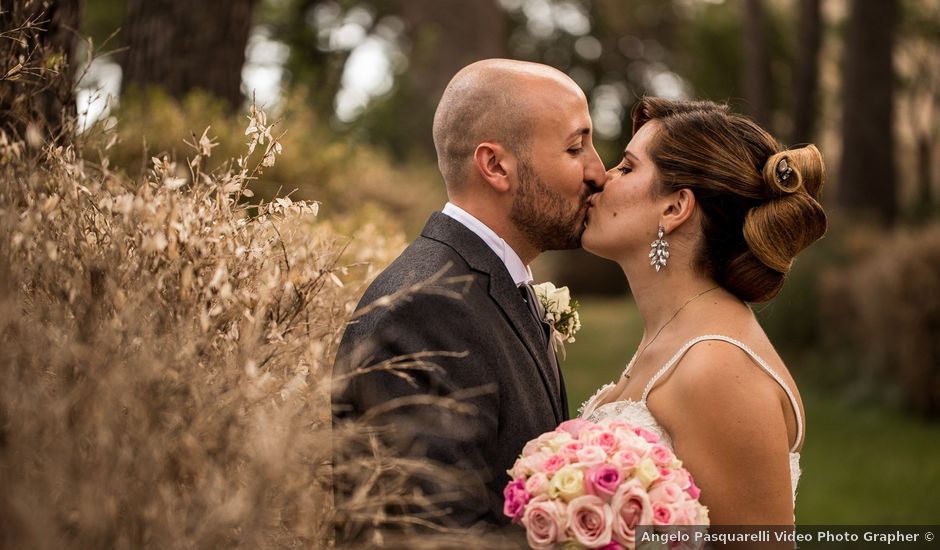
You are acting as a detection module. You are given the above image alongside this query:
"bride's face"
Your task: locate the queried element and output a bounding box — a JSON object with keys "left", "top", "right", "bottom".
{"left": 582, "top": 121, "right": 664, "bottom": 262}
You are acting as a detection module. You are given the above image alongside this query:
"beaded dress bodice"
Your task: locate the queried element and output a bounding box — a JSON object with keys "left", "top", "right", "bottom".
{"left": 579, "top": 335, "right": 802, "bottom": 507}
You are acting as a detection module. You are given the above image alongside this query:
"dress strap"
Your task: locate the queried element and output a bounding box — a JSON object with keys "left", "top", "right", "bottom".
{"left": 640, "top": 335, "right": 803, "bottom": 453}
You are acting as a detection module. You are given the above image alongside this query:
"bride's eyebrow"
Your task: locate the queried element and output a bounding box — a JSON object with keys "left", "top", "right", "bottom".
{"left": 623, "top": 150, "right": 640, "bottom": 163}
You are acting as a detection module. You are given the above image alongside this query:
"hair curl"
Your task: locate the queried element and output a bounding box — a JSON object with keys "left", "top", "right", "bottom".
{"left": 633, "top": 97, "right": 827, "bottom": 302}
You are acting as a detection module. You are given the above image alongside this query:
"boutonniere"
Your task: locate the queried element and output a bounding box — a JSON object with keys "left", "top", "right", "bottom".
{"left": 532, "top": 282, "right": 581, "bottom": 358}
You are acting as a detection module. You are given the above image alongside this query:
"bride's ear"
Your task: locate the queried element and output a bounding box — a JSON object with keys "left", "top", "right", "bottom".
{"left": 661, "top": 188, "right": 696, "bottom": 233}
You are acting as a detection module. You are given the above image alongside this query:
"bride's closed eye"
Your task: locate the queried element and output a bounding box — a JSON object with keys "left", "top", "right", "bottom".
{"left": 617, "top": 165, "right": 632, "bottom": 175}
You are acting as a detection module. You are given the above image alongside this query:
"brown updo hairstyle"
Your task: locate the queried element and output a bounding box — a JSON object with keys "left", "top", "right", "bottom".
{"left": 633, "top": 97, "right": 827, "bottom": 302}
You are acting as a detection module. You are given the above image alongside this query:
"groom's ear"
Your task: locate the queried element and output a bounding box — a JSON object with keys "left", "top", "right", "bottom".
{"left": 473, "top": 142, "right": 513, "bottom": 193}
{"left": 661, "top": 188, "right": 697, "bottom": 233}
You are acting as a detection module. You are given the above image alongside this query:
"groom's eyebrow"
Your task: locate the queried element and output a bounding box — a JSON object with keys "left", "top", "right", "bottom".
{"left": 567, "top": 128, "right": 591, "bottom": 140}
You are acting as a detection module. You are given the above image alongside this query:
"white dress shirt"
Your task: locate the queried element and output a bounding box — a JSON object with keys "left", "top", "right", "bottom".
{"left": 441, "top": 202, "right": 533, "bottom": 286}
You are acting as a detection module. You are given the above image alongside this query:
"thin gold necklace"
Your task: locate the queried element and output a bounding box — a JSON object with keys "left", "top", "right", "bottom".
{"left": 622, "top": 286, "right": 719, "bottom": 380}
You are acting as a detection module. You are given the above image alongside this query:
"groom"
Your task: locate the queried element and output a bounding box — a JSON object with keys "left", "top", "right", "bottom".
{"left": 332, "top": 59, "right": 605, "bottom": 533}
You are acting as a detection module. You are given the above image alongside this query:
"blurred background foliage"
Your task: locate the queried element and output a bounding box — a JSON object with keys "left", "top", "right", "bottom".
{"left": 4, "top": 0, "right": 939, "bottom": 525}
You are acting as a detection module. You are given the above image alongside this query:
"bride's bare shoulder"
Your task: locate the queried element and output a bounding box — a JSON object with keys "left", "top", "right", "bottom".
{"left": 653, "top": 340, "right": 788, "bottom": 439}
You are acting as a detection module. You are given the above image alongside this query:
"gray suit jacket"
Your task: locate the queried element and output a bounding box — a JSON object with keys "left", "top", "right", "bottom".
{"left": 332, "top": 212, "right": 568, "bottom": 533}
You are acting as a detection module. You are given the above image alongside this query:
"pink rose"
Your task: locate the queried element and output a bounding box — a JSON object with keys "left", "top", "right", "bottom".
{"left": 584, "top": 430, "right": 619, "bottom": 455}
{"left": 649, "top": 481, "right": 683, "bottom": 505}
{"left": 575, "top": 445, "right": 608, "bottom": 466}
{"left": 530, "top": 431, "right": 569, "bottom": 454}
{"left": 610, "top": 480, "right": 653, "bottom": 547}
{"left": 525, "top": 433, "right": 554, "bottom": 456}
{"left": 585, "top": 464, "right": 623, "bottom": 501}
{"left": 657, "top": 467, "right": 674, "bottom": 484}
{"left": 675, "top": 469, "right": 692, "bottom": 491}
{"left": 544, "top": 453, "right": 568, "bottom": 474}
{"left": 568, "top": 495, "right": 614, "bottom": 547}
{"left": 611, "top": 449, "right": 641, "bottom": 472}
{"left": 634, "top": 426, "right": 660, "bottom": 444}
{"left": 649, "top": 444, "right": 675, "bottom": 467}
{"left": 526, "top": 472, "right": 550, "bottom": 496}
{"left": 606, "top": 419, "right": 634, "bottom": 431}
{"left": 522, "top": 497, "right": 568, "bottom": 549}
{"left": 579, "top": 423, "right": 605, "bottom": 438}
{"left": 523, "top": 450, "right": 551, "bottom": 474}
{"left": 503, "top": 478, "right": 532, "bottom": 523}
{"left": 559, "top": 441, "right": 585, "bottom": 462}
{"left": 685, "top": 477, "right": 702, "bottom": 500}
{"left": 653, "top": 502, "right": 674, "bottom": 525}
{"left": 536, "top": 430, "right": 559, "bottom": 444}
{"left": 557, "top": 418, "right": 591, "bottom": 437}
{"left": 598, "top": 542, "right": 626, "bottom": 550}
{"left": 521, "top": 438, "right": 542, "bottom": 458}
{"left": 670, "top": 501, "right": 703, "bottom": 525}
{"left": 614, "top": 429, "right": 650, "bottom": 452}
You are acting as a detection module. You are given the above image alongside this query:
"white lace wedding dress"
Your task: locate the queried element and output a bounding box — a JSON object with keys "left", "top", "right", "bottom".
{"left": 579, "top": 335, "right": 802, "bottom": 508}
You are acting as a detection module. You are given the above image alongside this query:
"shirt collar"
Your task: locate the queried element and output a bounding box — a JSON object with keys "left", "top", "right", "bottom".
{"left": 441, "top": 202, "right": 533, "bottom": 286}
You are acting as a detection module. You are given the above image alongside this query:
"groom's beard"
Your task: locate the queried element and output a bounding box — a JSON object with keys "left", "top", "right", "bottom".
{"left": 510, "top": 159, "right": 590, "bottom": 251}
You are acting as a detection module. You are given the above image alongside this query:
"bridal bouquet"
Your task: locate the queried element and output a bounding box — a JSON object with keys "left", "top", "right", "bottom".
{"left": 504, "top": 418, "right": 709, "bottom": 549}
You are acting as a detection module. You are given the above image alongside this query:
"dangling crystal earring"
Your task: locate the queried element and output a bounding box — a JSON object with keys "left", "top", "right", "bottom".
{"left": 649, "top": 225, "right": 669, "bottom": 272}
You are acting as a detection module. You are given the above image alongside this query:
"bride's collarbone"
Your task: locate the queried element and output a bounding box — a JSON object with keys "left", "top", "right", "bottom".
{"left": 625, "top": 337, "right": 689, "bottom": 378}
{"left": 602, "top": 346, "right": 679, "bottom": 405}
{"left": 604, "top": 332, "right": 732, "bottom": 406}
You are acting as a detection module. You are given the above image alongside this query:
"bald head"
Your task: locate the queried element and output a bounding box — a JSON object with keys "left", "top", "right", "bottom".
{"left": 432, "top": 59, "right": 584, "bottom": 191}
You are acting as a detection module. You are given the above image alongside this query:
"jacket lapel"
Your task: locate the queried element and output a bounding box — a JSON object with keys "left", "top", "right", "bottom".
{"left": 421, "top": 213, "right": 564, "bottom": 423}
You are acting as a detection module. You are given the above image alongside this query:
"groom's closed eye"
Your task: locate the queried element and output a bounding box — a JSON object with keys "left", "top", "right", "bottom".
{"left": 567, "top": 140, "right": 585, "bottom": 155}
{"left": 566, "top": 128, "right": 591, "bottom": 155}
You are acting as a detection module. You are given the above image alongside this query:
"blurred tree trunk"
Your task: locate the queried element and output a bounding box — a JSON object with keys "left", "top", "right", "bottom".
{"left": 386, "top": 0, "right": 507, "bottom": 156}
{"left": 915, "top": 136, "right": 933, "bottom": 217}
{"left": 0, "top": 0, "right": 84, "bottom": 143}
{"left": 592, "top": 0, "right": 680, "bottom": 142}
{"left": 791, "top": 0, "right": 821, "bottom": 145}
{"left": 396, "top": 0, "right": 505, "bottom": 106}
{"left": 899, "top": 9, "right": 940, "bottom": 222}
{"left": 274, "top": 0, "right": 353, "bottom": 120}
{"left": 838, "top": 0, "right": 898, "bottom": 225}
{"left": 741, "top": 0, "right": 772, "bottom": 129}
{"left": 120, "top": 0, "right": 256, "bottom": 110}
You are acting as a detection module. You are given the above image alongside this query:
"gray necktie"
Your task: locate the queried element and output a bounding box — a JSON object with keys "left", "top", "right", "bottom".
{"left": 519, "top": 283, "right": 560, "bottom": 390}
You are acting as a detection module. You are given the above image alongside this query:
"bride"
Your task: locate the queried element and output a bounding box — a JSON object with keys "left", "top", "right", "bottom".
{"left": 579, "top": 97, "right": 826, "bottom": 525}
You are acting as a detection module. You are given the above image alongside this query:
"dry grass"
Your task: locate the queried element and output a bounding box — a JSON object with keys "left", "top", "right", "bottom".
{"left": 0, "top": 71, "right": 517, "bottom": 550}
{"left": 103, "top": 88, "right": 446, "bottom": 236}
{"left": 0, "top": 23, "right": 414, "bottom": 544}
{"left": 0, "top": 17, "right": 525, "bottom": 548}
{"left": 0, "top": 96, "right": 388, "bottom": 546}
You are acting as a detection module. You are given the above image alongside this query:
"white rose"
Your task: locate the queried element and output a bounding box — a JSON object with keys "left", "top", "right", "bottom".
{"left": 534, "top": 283, "right": 560, "bottom": 319}
{"left": 550, "top": 285, "right": 571, "bottom": 312}
{"left": 534, "top": 282, "right": 557, "bottom": 301}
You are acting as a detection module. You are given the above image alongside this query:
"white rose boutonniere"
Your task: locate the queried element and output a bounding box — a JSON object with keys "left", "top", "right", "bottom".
{"left": 532, "top": 282, "right": 581, "bottom": 358}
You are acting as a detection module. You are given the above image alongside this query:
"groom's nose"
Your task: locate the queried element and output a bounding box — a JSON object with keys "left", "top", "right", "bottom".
{"left": 585, "top": 149, "right": 606, "bottom": 192}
